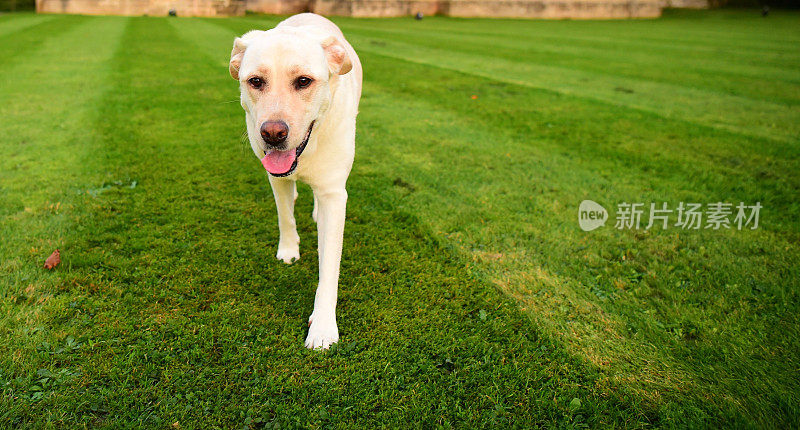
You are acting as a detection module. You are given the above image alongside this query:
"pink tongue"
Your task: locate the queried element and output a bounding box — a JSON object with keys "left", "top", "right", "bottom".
{"left": 261, "top": 150, "right": 297, "bottom": 174}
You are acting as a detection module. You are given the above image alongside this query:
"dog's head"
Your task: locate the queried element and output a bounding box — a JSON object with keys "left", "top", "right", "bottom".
{"left": 230, "top": 27, "right": 352, "bottom": 176}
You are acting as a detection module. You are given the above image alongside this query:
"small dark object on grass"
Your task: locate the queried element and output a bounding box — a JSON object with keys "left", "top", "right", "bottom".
{"left": 393, "top": 177, "right": 416, "bottom": 191}
{"left": 44, "top": 249, "right": 60, "bottom": 270}
{"left": 415, "top": 12, "right": 423, "bottom": 20}
{"left": 436, "top": 358, "right": 455, "bottom": 372}
{"left": 761, "top": 5, "right": 769, "bottom": 16}
{"left": 615, "top": 86, "right": 634, "bottom": 93}
{"left": 168, "top": 9, "right": 177, "bottom": 16}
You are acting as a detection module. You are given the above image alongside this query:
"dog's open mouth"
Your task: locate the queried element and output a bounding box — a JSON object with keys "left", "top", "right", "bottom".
{"left": 261, "top": 121, "right": 315, "bottom": 177}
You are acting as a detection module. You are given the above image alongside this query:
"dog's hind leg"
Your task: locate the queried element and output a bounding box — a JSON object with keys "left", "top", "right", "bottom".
{"left": 269, "top": 176, "right": 301, "bottom": 264}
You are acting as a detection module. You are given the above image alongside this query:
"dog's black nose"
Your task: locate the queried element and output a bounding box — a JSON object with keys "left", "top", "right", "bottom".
{"left": 261, "top": 121, "right": 289, "bottom": 146}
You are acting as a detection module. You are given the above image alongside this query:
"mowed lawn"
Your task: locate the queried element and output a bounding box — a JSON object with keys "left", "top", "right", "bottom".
{"left": 1, "top": 8, "right": 799, "bottom": 427}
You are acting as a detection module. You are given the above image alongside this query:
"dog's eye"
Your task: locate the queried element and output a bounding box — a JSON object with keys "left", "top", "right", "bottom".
{"left": 294, "top": 76, "right": 313, "bottom": 90}
{"left": 247, "top": 77, "right": 264, "bottom": 90}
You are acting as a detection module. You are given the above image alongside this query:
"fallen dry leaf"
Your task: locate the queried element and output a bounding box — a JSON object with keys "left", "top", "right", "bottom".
{"left": 44, "top": 249, "right": 60, "bottom": 270}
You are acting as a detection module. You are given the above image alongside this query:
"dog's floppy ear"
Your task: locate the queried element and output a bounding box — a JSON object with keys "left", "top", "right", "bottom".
{"left": 230, "top": 31, "right": 264, "bottom": 80}
{"left": 321, "top": 36, "right": 352, "bottom": 76}
{"left": 229, "top": 37, "right": 248, "bottom": 80}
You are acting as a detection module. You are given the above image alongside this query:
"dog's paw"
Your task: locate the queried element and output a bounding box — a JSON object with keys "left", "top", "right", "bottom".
{"left": 305, "top": 315, "right": 339, "bottom": 350}
{"left": 276, "top": 245, "right": 300, "bottom": 264}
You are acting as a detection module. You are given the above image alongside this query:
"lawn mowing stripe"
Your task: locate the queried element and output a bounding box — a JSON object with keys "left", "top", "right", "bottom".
{"left": 333, "top": 19, "right": 800, "bottom": 60}
{"left": 650, "top": 9, "right": 800, "bottom": 45}
{"left": 346, "top": 37, "right": 800, "bottom": 145}
{"left": 0, "top": 14, "right": 128, "bottom": 268}
{"left": 2, "top": 16, "right": 662, "bottom": 427}
{"left": 331, "top": 23, "right": 800, "bottom": 106}
{"left": 167, "top": 15, "right": 281, "bottom": 71}
{"left": 322, "top": 10, "right": 800, "bottom": 46}
{"left": 331, "top": 22, "right": 800, "bottom": 85}
{"left": 238, "top": 11, "right": 800, "bottom": 58}
{"left": 182, "top": 16, "right": 285, "bottom": 63}
{"left": 219, "top": 16, "right": 800, "bottom": 144}
{"left": 0, "top": 15, "right": 85, "bottom": 68}
{"left": 0, "top": 13, "right": 55, "bottom": 37}
{"left": 0, "top": 15, "right": 129, "bottom": 421}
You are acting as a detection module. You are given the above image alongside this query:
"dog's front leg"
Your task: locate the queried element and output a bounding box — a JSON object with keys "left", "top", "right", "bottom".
{"left": 268, "top": 176, "right": 300, "bottom": 264}
{"left": 305, "top": 187, "right": 347, "bottom": 349}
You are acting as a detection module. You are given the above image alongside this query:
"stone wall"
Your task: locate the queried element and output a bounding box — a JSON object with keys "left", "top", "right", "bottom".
{"left": 245, "top": 0, "right": 306, "bottom": 14}
{"left": 661, "top": 0, "right": 708, "bottom": 8}
{"left": 36, "top": 0, "right": 245, "bottom": 16}
{"left": 443, "top": 0, "right": 662, "bottom": 18}
{"left": 36, "top": 0, "right": 666, "bottom": 18}
{"left": 311, "top": 0, "right": 661, "bottom": 18}
{"left": 312, "top": 0, "right": 441, "bottom": 17}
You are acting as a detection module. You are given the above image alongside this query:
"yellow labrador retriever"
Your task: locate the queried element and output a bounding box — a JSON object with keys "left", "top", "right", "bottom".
{"left": 229, "top": 13, "right": 362, "bottom": 349}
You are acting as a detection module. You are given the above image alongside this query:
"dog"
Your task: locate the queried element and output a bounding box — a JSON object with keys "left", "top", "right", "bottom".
{"left": 229, "top": 13, "right": 362, "bottom": 349}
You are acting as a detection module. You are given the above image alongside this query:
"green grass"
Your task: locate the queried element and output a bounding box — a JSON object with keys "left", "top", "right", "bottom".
{"left": 1, "top": 8, "right": 799, "bottom": 428}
